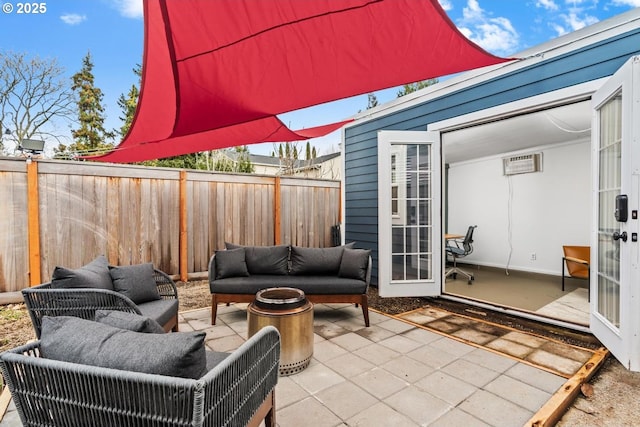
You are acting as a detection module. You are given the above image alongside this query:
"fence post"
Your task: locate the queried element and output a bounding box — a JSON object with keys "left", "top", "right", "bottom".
{"left": 27, "top": 160, "right": 42, "bottom": 286}
{"left": 274, "top": 176, "right": 281, "bottom": 245}
{"left": 179, "top": 171, "right": 188, "bottom": 282}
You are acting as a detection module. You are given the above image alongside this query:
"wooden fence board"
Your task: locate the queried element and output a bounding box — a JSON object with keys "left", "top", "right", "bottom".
{"left": 0, "top": 170, "right": 29, "bottom": 292}
{"left": 0, "top": 158, "right": 340, "bottom": 291}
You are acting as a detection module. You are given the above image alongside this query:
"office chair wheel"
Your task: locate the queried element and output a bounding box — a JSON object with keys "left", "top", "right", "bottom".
{"left": 467, "top": 276, "right": 474, "bottom": 285}
{"left": 452, "top": 273, "right": 457, "bottom": 279}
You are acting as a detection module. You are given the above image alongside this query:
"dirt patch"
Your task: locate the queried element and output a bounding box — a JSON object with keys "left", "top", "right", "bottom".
{"left": 176, "top": 280, "right": 211, "bottom": 311}
{"left": 0, "top": 304, "right": 36, "bottom": 353}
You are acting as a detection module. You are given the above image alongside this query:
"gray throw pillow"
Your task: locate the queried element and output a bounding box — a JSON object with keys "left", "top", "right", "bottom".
{"left": 51, "top": 255, "right": 113, "bottom": 290}
{"left": 110, "top": 263, "right": 161, "bottom": 304}
{"left": 215, "top": 248, "right": 249, "bottom": 279}
{"left": 226, "top": 243, "right": 289, "bottom": 275}
{"left": 40, "top": 316, "right": 207, "bottom": 379}
{"left": 338, "top": 248, "right": 371, "bottom": 281}
{"left": 94, "top": 309, "right": 165, "bottom": 334}
{"left": 290, "top": 246, "right": 345, "bottom": 275}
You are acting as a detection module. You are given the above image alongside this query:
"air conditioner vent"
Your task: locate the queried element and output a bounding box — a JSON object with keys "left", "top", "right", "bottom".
{"left": 502, "top": 153, "right": 542, "bottom": 176}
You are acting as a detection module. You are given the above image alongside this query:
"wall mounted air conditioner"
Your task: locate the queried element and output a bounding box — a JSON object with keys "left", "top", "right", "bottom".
{"left": 502, "top": 153, "right": 543, "bottom": 176}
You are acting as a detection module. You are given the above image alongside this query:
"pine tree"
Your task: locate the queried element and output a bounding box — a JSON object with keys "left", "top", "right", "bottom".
{"left": 367, "top": 93, "right": 379, "bottom": 109}
{"left": 59, "top": 51, "right": 114, "bottom": 158}
{"left": 396, "top": 79, "right": 439, "bottom": 97}
{"left": 117, "top": 64, "right": 141, "bottom": 138}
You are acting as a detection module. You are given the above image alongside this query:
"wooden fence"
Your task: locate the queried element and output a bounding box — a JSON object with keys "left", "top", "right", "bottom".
{"left": 0, "top": 157, "right": 341, "bottom": 293}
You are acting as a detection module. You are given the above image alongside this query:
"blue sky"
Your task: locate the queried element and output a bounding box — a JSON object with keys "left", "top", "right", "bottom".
{"left": 1, "top": 0, "right": 639, "bottom": 157}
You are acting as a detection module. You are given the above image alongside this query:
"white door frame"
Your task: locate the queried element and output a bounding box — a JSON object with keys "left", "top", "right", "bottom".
{"left": 590, "top": 55, "right": 640, "bottom": 371}
{"left": 378, "top": 130, "right": 443, "bottom": 297}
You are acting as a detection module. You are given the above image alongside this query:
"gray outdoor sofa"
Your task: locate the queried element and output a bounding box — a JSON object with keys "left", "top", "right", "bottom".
{"left": 0, "top": 316, "right": 281, "bottom": 427}
{"left": 209, "top": 243, "right": 372, "bottom": 326}
{"left": 22, "top": 255, "right": 179, "bottom": 338}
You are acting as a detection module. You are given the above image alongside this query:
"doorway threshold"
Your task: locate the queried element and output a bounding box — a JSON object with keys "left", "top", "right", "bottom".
{"left": 441, "top": 293, "right": 591, "bottom": 334}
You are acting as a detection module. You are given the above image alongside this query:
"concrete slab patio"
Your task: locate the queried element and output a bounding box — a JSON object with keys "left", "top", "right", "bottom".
{"left": 1, "top": 303, "right": 603, "bottom": 427}
{"left": 189, "top": 304, "right": 573, "bottom": 426}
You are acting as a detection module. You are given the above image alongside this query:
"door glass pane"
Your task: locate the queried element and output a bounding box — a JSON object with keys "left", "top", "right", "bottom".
{"left": 597, "top": 92, "right": 622, "bottom": 328}
{"left": 391, "top": 144, "right": 433, "bottom": 281}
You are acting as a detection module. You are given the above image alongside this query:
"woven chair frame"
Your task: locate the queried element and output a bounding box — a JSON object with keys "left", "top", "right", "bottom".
{"left": 22, "top": 269, "right": 178, "bottom": 338}
{"left": 1, "top": 326, "right": 280, "bottom": 427}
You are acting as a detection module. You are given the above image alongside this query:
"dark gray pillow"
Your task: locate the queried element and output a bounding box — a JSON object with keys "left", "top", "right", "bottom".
{"left": 338, "top": 248, "right": 371, "bottom": 281}
{"left": 109, "top": 263, "right": 160, "bottom": 304}
{"left": 215, "top": 248, "right": 249, "bottom": 279}
{"left": 226, "top": 243, "right": 289, "bottom": 275}
{"left": 94, "top": 310, "right": 165, "bottom": 334}
{"left": 51, "top": 255, "right": 112, "bottom": 290}
{"left": 40, "top": 316, "right": 206, "bottom": 379}
{"left": 290, "top": 246, "right": 345, "bottom": 275}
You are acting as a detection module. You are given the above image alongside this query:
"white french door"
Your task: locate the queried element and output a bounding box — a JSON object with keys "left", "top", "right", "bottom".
{"left": 591, "top": 56, "right": 640, "bottom": 371}
{"left": 378, "top": 131, "right": 442, "bottom": 297}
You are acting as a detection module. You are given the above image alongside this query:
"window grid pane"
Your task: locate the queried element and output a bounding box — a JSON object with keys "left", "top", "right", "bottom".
{"left": 596, "top": 92, "right": 622, "bottom": 328}
{"left": 390, "top": 144, "right": 433, "bottom": 281}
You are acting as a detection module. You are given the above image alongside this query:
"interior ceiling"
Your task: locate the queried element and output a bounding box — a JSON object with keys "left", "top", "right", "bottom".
{"left": 442, "top": 100, "right": 592, "bottom": 163}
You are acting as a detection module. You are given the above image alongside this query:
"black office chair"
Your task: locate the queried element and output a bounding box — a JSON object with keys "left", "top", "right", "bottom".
{"left": 445, "top": 225, "right": 477, "bottom": 285}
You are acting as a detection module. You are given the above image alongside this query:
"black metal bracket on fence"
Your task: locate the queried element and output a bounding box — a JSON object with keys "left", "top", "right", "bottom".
{"left": 331, "top": 224, "right": 341, "bottom": 246}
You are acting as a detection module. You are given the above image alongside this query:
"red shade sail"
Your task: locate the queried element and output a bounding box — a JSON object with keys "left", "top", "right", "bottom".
{"left": 89, "top": 0, "right": 512, "bottom": 163}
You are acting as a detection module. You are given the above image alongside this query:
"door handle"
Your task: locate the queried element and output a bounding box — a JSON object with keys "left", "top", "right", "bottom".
{"left": 613, "top": 231, "right": 628, "bottom": 242}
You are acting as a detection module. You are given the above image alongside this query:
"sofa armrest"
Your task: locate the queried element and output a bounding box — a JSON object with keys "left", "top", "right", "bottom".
{"left": 365, "top": 255, "right": 372, "bottom": 289}
{"left": 153, "top": 268, "right": 178, "bottom": 300}
{"left": 201, "top": 325, "right": 280, "bottom": 426}
{"left": 22, "top": 285, "right": 140, "bottom": 339}
{"left": 0, "top": 340, "right": 199, "bottom": 426}
{"left": 208, "top": 254, "right": 217, "bottom": 290}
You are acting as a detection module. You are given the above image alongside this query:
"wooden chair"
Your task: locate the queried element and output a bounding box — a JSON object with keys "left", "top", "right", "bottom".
{"left": 562, "top": 245, "right": 590, "bottom": 300}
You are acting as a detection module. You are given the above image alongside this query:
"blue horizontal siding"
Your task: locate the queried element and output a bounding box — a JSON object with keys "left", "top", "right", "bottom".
{"left": 344, "top": 27, "right": 640, "bottom": 286}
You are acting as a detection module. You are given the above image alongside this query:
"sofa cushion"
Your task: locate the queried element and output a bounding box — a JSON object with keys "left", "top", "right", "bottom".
{"left": 211, "top": 275, "right": 367, "bottom": 295}
{"left": 51, "top": 255, "right": 112, "bottom": 290}
{"left": 215, "top": 248, "right": 249, "bottom": 279}
{"left": 94, "top": 309, "right": 165, "bottom": 334}
{"left": 338, "top": 248, "right": 371, "bottom": 282}
{"left": 137, "top": 298, "right": 179, "bottom": 328}
{"left": 290, "top": 246, "right": 344, "bottom": 275}
{"left": 110, "top": 263, "right": 161, "bottom": 304}
{"left": 225, "top": 243, "right": 289, "bottom": 275}
{"left": 40, "top": 316, "right": 207, "bottom": 379}
{"left": 205, "top": 350, "right": 230, "bottom": 371}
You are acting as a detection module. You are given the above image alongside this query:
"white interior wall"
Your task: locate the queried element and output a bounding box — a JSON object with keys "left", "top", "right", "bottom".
{"left": 446, "top": 139, "right": 591, "bottom": 276}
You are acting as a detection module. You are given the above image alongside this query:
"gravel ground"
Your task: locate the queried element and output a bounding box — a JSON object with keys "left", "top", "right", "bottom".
{"left": 557, "top": 356, "right": 640, "bottom": 426}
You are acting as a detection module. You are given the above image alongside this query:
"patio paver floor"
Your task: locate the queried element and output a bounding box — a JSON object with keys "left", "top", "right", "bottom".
{"left": 1, "top": 303, "right": 601, "bottom": 427}
{"left": 395, "top": 307, "right": 598, "bottom": 378}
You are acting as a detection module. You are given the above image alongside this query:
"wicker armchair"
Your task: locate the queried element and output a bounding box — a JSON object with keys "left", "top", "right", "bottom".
{"left": 0, "top": 326, "right": 281, "bottom": 427}
{"left": 22, "top": 268, "right": 179, "bottom": 338}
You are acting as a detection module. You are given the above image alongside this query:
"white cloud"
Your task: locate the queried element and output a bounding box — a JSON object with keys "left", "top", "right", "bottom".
{"left": 536, "top": 0, "right": 559, "bottom": 11}
{"left": 540, "top": 1, "right": 600, "bottom": 37}
{"left": 458, "top": 0, "right": 519, "bottom": 56}
{"left": 60, "top": 13, "right": 87, "bottom": 25}
{"left": 112, "top": 0, "right": 143, "bottom": 19}
{"left": 551, "top": 23, "right": 568, "bottom": 36}
{"left": 438, "top": 0, "right": 453, "bottom": 11}
{"left": 556, "top": 8, "right": 598, "bottom": 33}
{"left": 610, "top": 0, "right": 640, "bottom": 6}
{"left": 561, "top": 10, "right": 599, "bottom": 31}
{"left": 462, "top": 0, "right": 483, "bottom": 21}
